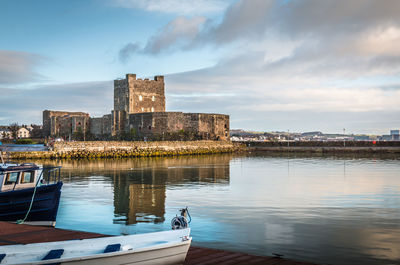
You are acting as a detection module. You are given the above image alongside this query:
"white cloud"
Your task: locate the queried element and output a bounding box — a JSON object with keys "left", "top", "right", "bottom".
{"left": 143, "top": 16, "right": 206, "bottom": 54}
{"left": 354, "top": 27, "right": 400, "bottom": 56}
{"left": 0, "top": 50, "right": 46, "bottom": 85}
{"left": 119, "top": 16, "right": 206, "bottom": 61}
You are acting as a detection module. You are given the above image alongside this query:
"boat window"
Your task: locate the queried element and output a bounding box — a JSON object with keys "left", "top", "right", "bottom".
{"left": 21, "top": 171, "right": 35, "bottom": 183}
{"left": 5, "top": 172, "right": 19, "bottom": 185}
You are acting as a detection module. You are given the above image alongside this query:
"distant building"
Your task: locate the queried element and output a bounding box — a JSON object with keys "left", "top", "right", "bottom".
{"left": 0, "top": 129, "right": 11, "bottom": 140}
{"left": 354, "top": 135, "right": 370, "bottom": 141}
{"left": 43, "top": 74, "right": 229, "bottom": 140}
{"left": 379, "top": 135, "right": 392, "bottom": 141}
{"left": 390, "top": 130, "right": 399, "bottom": 141}
{"left": 17, "top": 127, "right": 30, "bottom": 139}
{"left": 0, "top": 127, "right": 30, "bottom": 139}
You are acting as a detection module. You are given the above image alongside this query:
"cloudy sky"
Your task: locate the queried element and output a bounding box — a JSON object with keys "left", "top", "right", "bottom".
{"left": 1, "top": 0, "right": 400, "bottom": 134}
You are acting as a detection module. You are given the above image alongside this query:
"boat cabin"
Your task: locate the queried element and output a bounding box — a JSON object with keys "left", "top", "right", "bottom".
{"left": 0, "top": 163, "right": 43, "bottom": 192}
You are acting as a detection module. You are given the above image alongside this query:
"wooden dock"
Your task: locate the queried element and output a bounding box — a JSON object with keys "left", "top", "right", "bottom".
{"left": 0, "top": 222, "right": 317, "bottom": 265}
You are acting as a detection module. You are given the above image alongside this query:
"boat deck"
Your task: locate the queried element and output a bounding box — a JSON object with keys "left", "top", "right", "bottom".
{"left": 0, "top": 222, "right": 318, "bottom": 265}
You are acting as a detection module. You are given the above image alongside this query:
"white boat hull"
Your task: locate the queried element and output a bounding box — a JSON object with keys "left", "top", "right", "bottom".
{"left": 0, "top": 228, "right": 191, "bottom": 265}
{"left": 57, "top": 240, "right": 191, "bottom": 265}
{"left": 17, "top": 220, "right": 56, "bottom": 227}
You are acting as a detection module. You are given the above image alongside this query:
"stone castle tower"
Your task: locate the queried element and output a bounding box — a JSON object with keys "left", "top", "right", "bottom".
{"left": 114, "top": 74, "right": 165, "bottom": 113}
{"left": 112, "top": 74, "right": 166, "bottom": 135}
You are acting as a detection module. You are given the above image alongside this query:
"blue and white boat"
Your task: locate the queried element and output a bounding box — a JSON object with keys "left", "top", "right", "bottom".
{"left": 0, "top": 152, "right": 62, "bottom": 226}
{"left": 0, "top": 228, "right": 191, "bottom": 265}
{"left": 0, "top": 209, "right": 192, "bottom": 265}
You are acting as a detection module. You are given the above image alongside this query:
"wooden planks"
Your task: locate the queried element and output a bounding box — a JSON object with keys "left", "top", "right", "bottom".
{"left": 0, "top": 222, "right": 318, "bottom": 265}
{"left": 0, "top": 222, "right": 104, "bottom": 246}
{"left": 185, "top": 246, "right": 317, "bottom": 265}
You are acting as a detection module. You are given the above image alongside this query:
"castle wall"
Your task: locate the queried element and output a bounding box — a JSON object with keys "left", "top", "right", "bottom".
{"left": 127, "top": 112, "right": 230, "bottom": 140}
{"left": 102, "top": 114, "right": 112, "bottom": 135}
{"left": 90, "top": 117, "right": 103, "bottom": 136}
{"left": 111, "top": 110, "right": 127, "bottom": 136}
{"left": 90, "top": 114, "right": 112, "bottom": 137}
{"left": 43, "top": 110, "right": 90, "bottom": 137}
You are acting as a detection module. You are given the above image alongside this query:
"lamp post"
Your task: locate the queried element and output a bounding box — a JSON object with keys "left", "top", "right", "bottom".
{"left": 343, "top": 128, "right": 345, "bottom": 147}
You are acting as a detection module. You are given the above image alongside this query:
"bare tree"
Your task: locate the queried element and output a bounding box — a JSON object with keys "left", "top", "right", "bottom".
{"left": 8, "top": 123, "right": 19, "bottom": 140}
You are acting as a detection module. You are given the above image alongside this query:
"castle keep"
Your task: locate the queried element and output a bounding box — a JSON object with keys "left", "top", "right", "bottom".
{"left": 43, "top": 74, "right": 229, "bottom": 140}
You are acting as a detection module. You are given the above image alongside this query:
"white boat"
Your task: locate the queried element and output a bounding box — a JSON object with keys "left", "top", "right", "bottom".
{"left": 0, "top": 228, "right": 191, "bottom": 265}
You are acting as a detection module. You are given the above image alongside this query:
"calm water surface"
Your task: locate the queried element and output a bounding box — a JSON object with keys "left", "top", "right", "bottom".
{"left": 34, "top": 153, "right": 400, "bottom": 265}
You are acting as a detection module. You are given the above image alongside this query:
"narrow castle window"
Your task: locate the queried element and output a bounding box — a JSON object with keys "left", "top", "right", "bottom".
{"left": 149, "top": 126, "right": 151, "bottom": 130}
{"left": 139, "top": 95, "right": 143, "bottom": 101}
{"left": 151, "top": 107, "right": 154, "bottom": 112}
{"left": 141, "top": 107, "right": 144, "bottom": 112}
{"left": 152, "top": 96, "right": 155, "bottom": 101}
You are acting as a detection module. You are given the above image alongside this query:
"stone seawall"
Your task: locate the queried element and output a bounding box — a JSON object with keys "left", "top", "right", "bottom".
{"left": 248, "top": 146, "right": 400, "bottom": 153}
{"left": 6, "top": 141, "right": 240, "bottom": 159}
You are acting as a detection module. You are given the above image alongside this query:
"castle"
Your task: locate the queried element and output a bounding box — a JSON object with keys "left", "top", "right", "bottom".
{"left": 43, "top": 74, "right": 230, "bottom": 141}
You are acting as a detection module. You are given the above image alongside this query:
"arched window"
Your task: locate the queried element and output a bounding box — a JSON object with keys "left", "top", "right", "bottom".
{"left": 139, "top": 95, "right": 143, "bottom": 101}
{"left": 152, "top": 96, "right": 155, "bottom": 101}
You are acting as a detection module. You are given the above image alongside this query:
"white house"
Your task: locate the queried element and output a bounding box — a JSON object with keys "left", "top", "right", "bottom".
{"left": 17, "top": 127, "right": 30, "bottom": 138}
{"left": 0, "top": 129, "right": 11, "bottom": 139}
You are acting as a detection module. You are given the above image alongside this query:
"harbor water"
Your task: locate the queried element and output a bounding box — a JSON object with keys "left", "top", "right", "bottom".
{"left": 32, "top": 153, "right": 400, "bottom": 265}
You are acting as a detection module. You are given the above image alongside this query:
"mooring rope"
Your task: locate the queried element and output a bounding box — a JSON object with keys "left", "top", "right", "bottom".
{"left": 16, "top": 170, "right": 44, "bottom": 224}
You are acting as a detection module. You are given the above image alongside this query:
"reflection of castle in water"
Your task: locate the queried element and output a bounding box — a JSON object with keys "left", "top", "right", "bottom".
{"left": 40, "top": 155, "right": 232, "bottom": 225}
{"left": 113, "top": 155, "right": 231, "bottom": 224}
{"left": 113, "top": 169, "right": 167, "bottom": 225}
